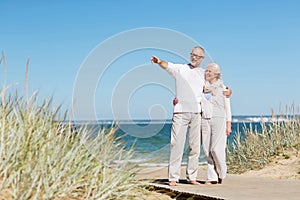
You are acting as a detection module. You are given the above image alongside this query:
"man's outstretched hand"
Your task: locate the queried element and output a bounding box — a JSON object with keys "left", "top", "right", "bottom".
{"left": 151, "top": 56, "right": 160, "bottom": 64}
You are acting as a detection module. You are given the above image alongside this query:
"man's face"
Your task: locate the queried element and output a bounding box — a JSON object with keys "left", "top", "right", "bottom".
{"left": 190, "top": 48, "right": 205, "bottom": 67}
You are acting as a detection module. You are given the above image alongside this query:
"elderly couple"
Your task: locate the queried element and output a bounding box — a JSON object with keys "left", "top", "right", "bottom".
{"left": 151, "top": 46, "right": 232, "bottom": 186}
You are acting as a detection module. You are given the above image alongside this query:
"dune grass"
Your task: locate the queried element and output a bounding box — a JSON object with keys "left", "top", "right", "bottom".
{"left": 0, "top": 89, "right": 143, "bottom": 200}
{"left": 227, "top": 107, "right": 300, "bottom": 174}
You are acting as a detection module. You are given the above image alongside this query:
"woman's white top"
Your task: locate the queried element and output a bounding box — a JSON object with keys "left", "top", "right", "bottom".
{"left": 201, "top": 79, "right": 232, "bottom": 121}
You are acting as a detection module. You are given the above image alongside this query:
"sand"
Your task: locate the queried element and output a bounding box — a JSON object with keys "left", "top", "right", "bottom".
{"left": 242, "top": 150, "right": 300, "bottom": 180}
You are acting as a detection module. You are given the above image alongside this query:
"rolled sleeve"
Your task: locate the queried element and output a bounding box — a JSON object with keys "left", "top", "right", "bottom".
{"left": 165, "top": 62, "right": 182, "bottom": 77}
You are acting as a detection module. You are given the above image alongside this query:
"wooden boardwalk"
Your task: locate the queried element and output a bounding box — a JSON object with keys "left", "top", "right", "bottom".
{"left": 138, "top": 166, "right": 300, "bottom": 200}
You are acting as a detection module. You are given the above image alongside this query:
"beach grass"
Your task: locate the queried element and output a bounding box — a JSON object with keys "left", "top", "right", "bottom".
{"left": 227, "top": 106, "right": 300, "bottom": 174}
{"left": 0, "top": 88, "right": 144, "bottom": 200}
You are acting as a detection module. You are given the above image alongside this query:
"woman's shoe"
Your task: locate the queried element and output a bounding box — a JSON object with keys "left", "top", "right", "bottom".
{"left": 218, "top": 178, "right": 222, "bottom": 184}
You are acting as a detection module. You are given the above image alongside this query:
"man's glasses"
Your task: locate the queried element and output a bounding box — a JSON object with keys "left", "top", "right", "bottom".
{"left": 190, "top": 53, "right": 204, "bottom": 59}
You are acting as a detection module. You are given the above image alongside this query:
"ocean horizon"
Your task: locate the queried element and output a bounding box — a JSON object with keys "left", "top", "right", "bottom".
{"left": 70, "top": 114, "right": 292, "bottom": 125}
{"left": 69, "top": 115, "right": 295, "bottom": 167}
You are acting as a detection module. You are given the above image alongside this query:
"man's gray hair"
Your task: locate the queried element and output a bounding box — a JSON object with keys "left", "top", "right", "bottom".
{"left": 194, "top": 46, "right": 205, "bottom": 53}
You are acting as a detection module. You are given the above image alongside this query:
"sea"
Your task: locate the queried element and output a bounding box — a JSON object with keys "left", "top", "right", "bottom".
{"left": 74, "top": 115, "right": 287, "bottom": 167}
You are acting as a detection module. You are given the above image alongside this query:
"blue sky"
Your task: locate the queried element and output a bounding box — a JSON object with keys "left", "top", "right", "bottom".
{"left": 1, "top": 0, "right": 300, "bottom": 120}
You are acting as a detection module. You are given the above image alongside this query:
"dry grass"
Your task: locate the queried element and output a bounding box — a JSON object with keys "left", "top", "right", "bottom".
{"left": 0, "top": 52, "right": 153, "bottom": 200}
{"left": 0, "top": 89, "right": 144, "bottom": 200}
{"left": 227, "top": 107, "right": 300, "bottom": 174}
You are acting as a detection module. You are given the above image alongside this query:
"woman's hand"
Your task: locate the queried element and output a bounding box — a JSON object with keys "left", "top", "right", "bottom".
{"left": 226, "top": 121, "right": 232, "bottom": 137}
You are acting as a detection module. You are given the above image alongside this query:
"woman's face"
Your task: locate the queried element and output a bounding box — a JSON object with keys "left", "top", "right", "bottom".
{"left": 205, "top": 66, "right": 218, "bottom": 82}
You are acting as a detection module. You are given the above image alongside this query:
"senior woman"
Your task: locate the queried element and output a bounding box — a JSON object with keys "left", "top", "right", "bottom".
{"left": 201, "top": 62, "right": 232, "bottom": 184}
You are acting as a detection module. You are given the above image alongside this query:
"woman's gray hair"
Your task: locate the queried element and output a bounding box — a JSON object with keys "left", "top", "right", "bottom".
{"left": 207, "top": 62, "right": 222, "bottom": 79}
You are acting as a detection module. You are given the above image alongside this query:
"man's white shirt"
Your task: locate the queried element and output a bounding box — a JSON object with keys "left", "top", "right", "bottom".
{"left": 166, "top": 62, "right": 205, "bottom": 113}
